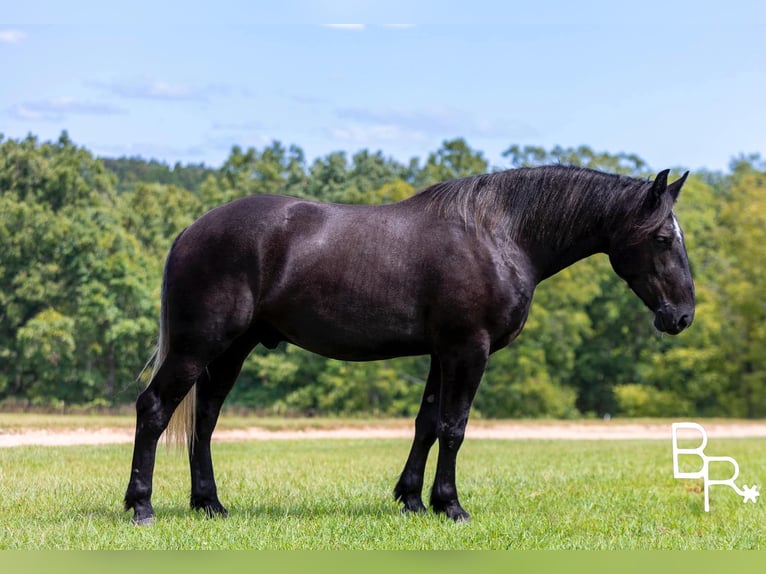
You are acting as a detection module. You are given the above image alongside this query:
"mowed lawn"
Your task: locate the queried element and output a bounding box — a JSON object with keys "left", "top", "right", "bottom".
{"left": 1, "top": 429, "right": 764, "bottom": 549}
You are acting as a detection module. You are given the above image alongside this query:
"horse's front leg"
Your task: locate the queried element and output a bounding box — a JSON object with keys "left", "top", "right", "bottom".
{"left": 394, "top": 357, "right": 440, "bottom": 513}
{"left": 429, "top": 340, "right": 488, "bottom": 522}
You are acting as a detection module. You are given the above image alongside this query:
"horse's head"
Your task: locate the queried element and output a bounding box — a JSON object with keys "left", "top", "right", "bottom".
{"left": 609, "top": 170, "right": 695, "bottom": 335}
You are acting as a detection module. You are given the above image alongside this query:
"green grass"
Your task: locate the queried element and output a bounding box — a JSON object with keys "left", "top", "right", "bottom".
{"left": 1, "top": 436, "right": 764, "bottom": 549}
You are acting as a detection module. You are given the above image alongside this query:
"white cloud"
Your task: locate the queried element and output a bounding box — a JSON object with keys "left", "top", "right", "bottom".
{"left": 0, "top": 29, "right": 26, "bottom": 44}
{"left": 99, "top": 78, "right": 207, "bottom": 101}
{"left": 322, "top": 23, "right": 366, "bottom": 31}
{"left": 94, "top": 78, "right": 254, "bottom": 103}
{"left": 9, "top": 97, "right": 125, "bottom": 121}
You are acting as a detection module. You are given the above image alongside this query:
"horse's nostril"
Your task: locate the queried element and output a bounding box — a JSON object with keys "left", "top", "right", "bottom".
{"left": 678, "top": 314, "right": 690, "bottom": 330}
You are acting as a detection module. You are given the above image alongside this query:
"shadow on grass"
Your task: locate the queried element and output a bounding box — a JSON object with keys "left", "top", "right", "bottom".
{"left": 81, "top": 499, "right": 430, "bottom": 525}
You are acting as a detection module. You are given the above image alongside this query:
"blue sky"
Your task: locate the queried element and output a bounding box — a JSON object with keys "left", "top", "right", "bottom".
{"left": 1, "top": 1, "right": 764, "bottom": 172}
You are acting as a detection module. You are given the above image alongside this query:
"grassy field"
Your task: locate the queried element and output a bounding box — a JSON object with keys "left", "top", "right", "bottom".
{"left": 1, "top": 429, "right": 765, "bottom": 549}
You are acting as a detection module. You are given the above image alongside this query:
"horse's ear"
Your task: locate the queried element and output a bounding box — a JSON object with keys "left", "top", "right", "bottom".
{"left": 666, "top": 171, "right": 689, "bottom": 201}
{"left": 648, "top": 169, "right": 670, "bottom": 207}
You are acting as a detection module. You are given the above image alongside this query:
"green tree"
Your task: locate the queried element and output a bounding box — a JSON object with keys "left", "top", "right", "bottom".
{"left": 102, "top": 156, "right": 212, "bottom": 194}
{"left": 414, "top": 138, "right": 489, "bottom": 188}
{"left": 204, "top": 142, "right": 308, "bottom": 209}
{"left": 0, "top": 194, "right": 71, "bottom": 399}
{"left": 0, "top": 131, "right": 116, "bottom": 211}
{"left": 0, "top": 133, "right": 156, "bottom": 405}
{"left": 704, "top": 158, "right": 766, "bottom": 416}
{"left": 503, "top": 144, "right": 648, "bottom": 176}
{"left": 120, "top": 182, "right": 202, "bottom": 254}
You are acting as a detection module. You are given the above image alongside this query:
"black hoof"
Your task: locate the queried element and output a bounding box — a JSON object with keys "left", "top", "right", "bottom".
{"left": 446, "top": 508, "right": 471, "bottom": 522}
{"left": 399, "top": 498, "right": 428, "bottom": 515}
{"left": 131, "top": 515, "right": 155, "bottom": 526}
{"left": 202, "top": 505, "right": 229, "bottom": 519}
{"left": 191, "top": 498, "right": 229, "bottom": 518}
{"left": 125, "top": 493, "right": 155, "bottom": 526}
{"left": 394, "top": 484, "right": 427, "bottom": 515}
{"left": 433, "top": 501, "right": 471, "bottom": 522}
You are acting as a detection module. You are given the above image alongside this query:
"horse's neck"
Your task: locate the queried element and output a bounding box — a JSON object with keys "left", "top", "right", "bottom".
{"left": 528, "top": 234, "right": 608, "bottom": 282}
{"left": 513, "top": 188, "right": 612, "bottom": 282}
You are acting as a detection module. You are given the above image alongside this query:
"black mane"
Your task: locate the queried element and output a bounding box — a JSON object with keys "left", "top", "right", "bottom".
{"left": 412, "top": 165, "right": 673, "bottom": 246}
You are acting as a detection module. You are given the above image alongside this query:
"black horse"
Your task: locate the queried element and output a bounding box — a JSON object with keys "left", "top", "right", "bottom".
{"left": 124, "top": 165, "right": 694, "bottom": 524}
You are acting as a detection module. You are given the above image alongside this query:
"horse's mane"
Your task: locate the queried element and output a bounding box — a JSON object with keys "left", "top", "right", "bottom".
{"left": 411, "top": 165, "right": 673, "bottom": 246}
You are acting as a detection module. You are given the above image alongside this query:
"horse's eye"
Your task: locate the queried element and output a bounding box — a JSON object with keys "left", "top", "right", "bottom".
{"left": 655, "top": 235, "right": 671, "bottom": 245}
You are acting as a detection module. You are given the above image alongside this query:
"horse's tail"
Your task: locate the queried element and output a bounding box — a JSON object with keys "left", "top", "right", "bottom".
{"left": 142, "top": 232, "right": 196, "bottom": 451}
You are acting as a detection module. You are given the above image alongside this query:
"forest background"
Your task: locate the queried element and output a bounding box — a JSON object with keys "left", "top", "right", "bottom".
{"left": 2, "top": 132, "right": 764, "bottom": 419}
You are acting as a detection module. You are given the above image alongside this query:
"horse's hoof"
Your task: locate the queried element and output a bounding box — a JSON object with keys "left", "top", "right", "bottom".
{"left": 191, "top": 500, "right": 229, "bottom": 518}
{"left": 449, "top": 509, "right": 471, "bottom": 523}
{"left": 400, "top": 500, "right": 428, "bottom": 515}
{"left": 433, "top": 502, "right": 471, "bottom": 522}
{"left": 131, "top": 515, "right": 155, "bottom": 526}
{"left": 202, "top": 506, "right": 228, "bottom": 519}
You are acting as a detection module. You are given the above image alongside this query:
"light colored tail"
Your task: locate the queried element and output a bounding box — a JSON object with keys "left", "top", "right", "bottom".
{"left": 143, "top": 253, "right": 196, "bottom": 452}
{"left": 158, "top": 299, "right": 197, "bottom": 451}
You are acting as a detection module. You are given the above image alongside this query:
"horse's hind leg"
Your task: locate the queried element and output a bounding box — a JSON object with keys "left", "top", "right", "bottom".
{"left": 124, "top": 351, "right": 208, "bottom": 525}
{"left": 189, "top": 330, "right": 259, "bottom": 517}
{"left": 394, "top": 357, "right": 440, "bottom": 513}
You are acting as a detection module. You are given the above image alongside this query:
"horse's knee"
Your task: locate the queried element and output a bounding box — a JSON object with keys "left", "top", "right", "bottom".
{"left": 437, "top": 420, "right": 467, "bottom": 452}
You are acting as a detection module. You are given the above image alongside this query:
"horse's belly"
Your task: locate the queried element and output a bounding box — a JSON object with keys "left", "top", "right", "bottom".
{"left": 261, "top": 300, "right": 428, "bottom": 361}
{"left": 293, "top": 336, "right": 429, "bottom": 361}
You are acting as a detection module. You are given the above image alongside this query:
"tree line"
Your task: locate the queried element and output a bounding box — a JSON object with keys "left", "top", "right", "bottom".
{"left": 1, "top": 131, "right": 764, "bottom": 418}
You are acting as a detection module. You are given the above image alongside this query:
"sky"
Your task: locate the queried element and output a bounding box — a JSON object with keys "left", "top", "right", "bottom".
{"left": 1, "top": 1, "right": 764, "bottom": 173}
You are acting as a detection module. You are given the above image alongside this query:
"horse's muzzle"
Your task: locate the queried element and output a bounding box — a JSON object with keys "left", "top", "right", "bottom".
{"left": 654, "top": 305, "right": 694, "bottom": 335}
